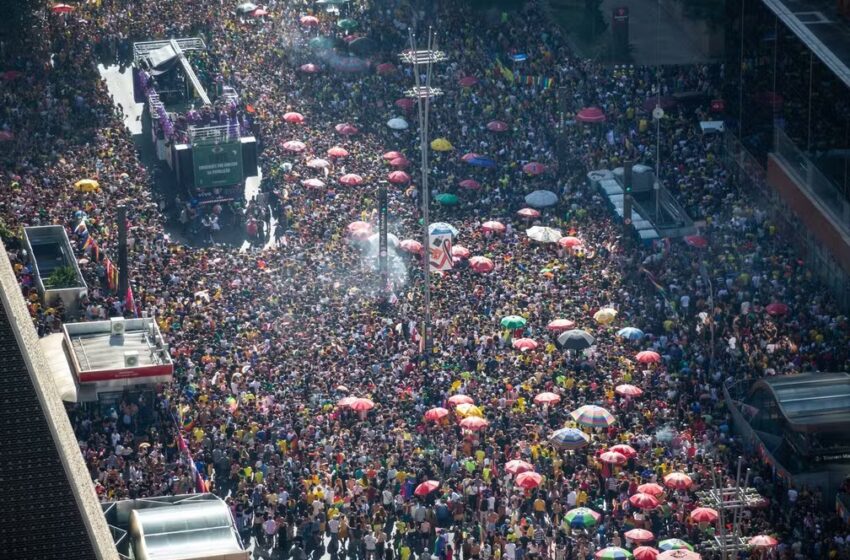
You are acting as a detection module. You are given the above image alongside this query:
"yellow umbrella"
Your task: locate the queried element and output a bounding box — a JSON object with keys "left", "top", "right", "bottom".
{"left": 455, "top": 403, "right": 483, "bottom": 417}
{"left": 430, "top": 138, "right": 453, "bottom": 152}
{"left": 593, "top": 307, "right": 618, "bottom": 325}
{"left": 74, "top": 179, "right": 100, "bottom": 192}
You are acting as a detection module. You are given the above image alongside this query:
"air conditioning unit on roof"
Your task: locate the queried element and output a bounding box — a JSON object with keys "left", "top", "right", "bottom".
{"left": 110, "top": 317, "right": 126, "bottom": 336}
{"left": 124, "top": 351, "right": 139, "bottom": 368}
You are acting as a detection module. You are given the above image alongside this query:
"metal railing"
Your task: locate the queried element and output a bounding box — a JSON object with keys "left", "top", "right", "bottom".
{"left": 187, "top": 124, "right": 240, "bottom": 145}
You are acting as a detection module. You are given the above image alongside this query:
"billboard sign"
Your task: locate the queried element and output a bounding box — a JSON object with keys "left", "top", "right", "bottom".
{"left": 193, "top": 142, "right": 243, "bottom": 189}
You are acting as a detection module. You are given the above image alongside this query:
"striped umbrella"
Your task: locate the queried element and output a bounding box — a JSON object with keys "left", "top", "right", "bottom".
{"left": 599, "top": 451, "right": 627, "bottom": 465}
{"left": 504, "top": 460, "right": 535, "bottom": 475}
{"left": 663, "top": 472, "right": 693, "bottom": 490}
{"left": 570, "top": 405, "right": 616, "bottom": 428}
{"left": 633, "top": 547, "right": 660, "bottom": 560}
{"left": 564, "top": 507, "right": 601, "bottom": 529}
{"left": 424, "top": 407, "right": 449, "bottom": 422}
{"left": 635, "top": 350, "right": 662, "bottom": 364}
{"left": 609, "top": 444, "right": 637, "bottom": 458}
{"left": 658, "top": 539, "right": 694, "bottom": 552}
{"left": 689, "top": 507, "right": 718, "bottom": 523}
{"left": 515, "top": 471, "right": 542, "bottom": 489}
{"left": 617, "top": 327, "right": 645, "bottom": 341}
{"left": 637, "top": 483, "right": 664, "bottom": 496}
{"left": 629, "top": 493, "right": 660, "bottom": 510}
{"left": 549, "top": 428, "right": 589, "bottom": 450}
{"left": 447, "top": 394, "right": 474, "bottom": 406}
{"left": 657, "top": 551, "right": 700, "bottom": 560}
{"left": 615, "top": 384, "right": 644, "bottom": 397}
{"left": 624, "top": 529, "right": 655, "bottom": 543}
{"left": 748, "top": 535, "right": 778, "bottom": 548}
{"left": 595, "top": 547, "right": 633, "bottom": 559}
{"left": 593, "top": 307, "right": 618, "bottom": 325}
{"left": 557, "top": 329, "right": 595, "bottom": 351}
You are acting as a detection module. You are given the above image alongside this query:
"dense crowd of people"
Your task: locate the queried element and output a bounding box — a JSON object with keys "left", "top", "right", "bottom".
{"left": 3, "top": 0, "right": 850, "bottom": 559}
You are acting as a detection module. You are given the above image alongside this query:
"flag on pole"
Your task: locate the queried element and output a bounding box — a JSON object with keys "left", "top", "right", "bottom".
{"left": 428, "top": 233, "right": 453, "bottom": 272}
{"left": 126, "top": 285, "right": 138, "bottom": 317}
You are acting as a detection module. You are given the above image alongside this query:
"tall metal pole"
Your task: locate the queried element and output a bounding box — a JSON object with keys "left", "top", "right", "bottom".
{"left": 117, "top": 205, "right": 129, "bottom": 303}
{"left": 378, "top": 180, "right": 388, "bottom": 294}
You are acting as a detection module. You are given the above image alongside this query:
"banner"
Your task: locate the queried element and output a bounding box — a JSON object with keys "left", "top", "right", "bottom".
{"left": 429, "top": 233, "right": 453, "bottom": 272}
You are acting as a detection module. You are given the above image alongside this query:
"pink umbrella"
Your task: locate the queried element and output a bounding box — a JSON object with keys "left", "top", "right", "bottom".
{"left": 481, "top": 221, "right": 506, "bottom": 233}
{"left": 400, "top": 239, "right": 423, "bottom": 254}
{"left": 302, "top": 178, "right": 326, "bottom": 188}
{"left": 523, "top": 162, "right": 547, "bottom": 175}
{"left": 637, "top": 483, "right": 664, "bottom": 497}
{"left": 515, "top": 471, "right": 542, "bottom": 489}
{"left": 459, "top": 179, "right": 481, "bottom": 190}
{"left": 765, "top": 302, "right": 789, "bottom": 316}
{"left": 689, "top": 507, "right": 718, "bottom": 523}
{"left": 51, "top": 3, "right": 74, "bottom": 13}
{"left": 338, "top": 396, "right": 357, "bottom": 407}
{"left": 383, "top": 151, "right": 403, "bottom": 160}
{"left": 558, "top": 236, "right": 582, "bottom": 248}
{"left": 347, "top": 221, "right": 372, "bottom": 234}
{"left": 517, "top": 208, "right": 541, "bottom": 219}
{"left": 683, "top": 235, "right": 708, "bottom": 249}
{"left": 451, "top": 245, "right": 470, "bottom": 259}
{"left": 505, "top": 460, "right": 535, "bottom": 475}
{"left": 609, "top": 444, "right": 637, "bottom": 458}
{"left": 748, "top": 535, "right": 778, "bottom": 548}
{"left": 300, "top": 15, "right": 319, "bottom": 26}
{"left": 282, "top": 140, "right": 306, "bottom": 152}
{"left": 487, "top": 120, "right": 508, "bottom": 132}
{"left": 576, "top": 107, "right": 606, "bottom": 123}
{"left": 634, "top": 547, "right": 660, "bottom": 560}
{"left": 300, "top": 63, "right": 320, "bottom": 73}
{"left": 395, "top": 98, "right": 415, "bottom": 111}
{"left": 339, "top": 174, "right": 363, "bottom": 186}
{"left": 533, "top": 392, "right": 561, "bottom": 405}
{"left": 284, "top": 112, "right": 305, "bottom": 124}
{"left": 469, "top": 256, "right": 494, "bottom": 273}
{"left": 348, "top": 398, "right": 375, "bottom": 412}
{"left": 459, "top": 76, "right": 478, "bottom": 87}
{"left": 629, "top": 493, "right": 660, "bottom": 509}
{"left": 388, "top": 170, "right": 411, "bottom": 184}
{"left": 513, "top": 338, "right": 539, "bottom": 352}
{"left": 599, "top": 451, "right": 627, "bottom": 465}
{"left": 461, "top": 152, "right": 480, "bottom": 162}
{"left": 424, "top": 407, "right": 449, "bottom": 422}
{"left": 251, "top": 7, "right": 268, "bottom": 17}
{"left": 459, "top": 416, "right": 489, "bottom": 431}
{"left": 307, "top": 158, "right": 330, "bottom": 169}
{"left": 327, "top": 146, "right": 349, "bottom": 158}
{"left": 447, "top": 394, "right": 474, "bottom": 406}
{"left": 389, "top": 157, "right": 410, "bottom": 168}
{"left": 635, "top": 350, "right": 661, "bottom": 364}
{"left": 376, "top": 63, "right": 396, "bottom": 75}
{"left": 335, "top": 123, "right": 359, "bottom": 135}
{"left": 615, "top": 384, "right": 643, "bottom": 397}
{"left": 664, "top": 472, "right": 693, "bottom": 490}
{"left": 657, "top": 551, "right": 700, "bottom": 560}
{"left": 547, "top": 319, "right": 576, "bottom": 332}
{"left": 414, "top": 480, "right": 440, "bottom": 496}
{"left": 625, "top": 529, "right": 655, "bottom": 543}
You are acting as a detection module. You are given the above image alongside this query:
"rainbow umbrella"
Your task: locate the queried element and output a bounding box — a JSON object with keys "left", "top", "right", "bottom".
{"left": 658, "top": 539, "right": 693, "bottom": 552}
{"left": 549, "top": 428, "right": 589, "bottom": 450}
{"left": 564, "top": 507, "right": 600, "bottom": 529}
{"left": 570, "top": 405, "right": 615, "bottom": 428}
{"left": 595, "top": 547, "right": 633, "bottom": 560}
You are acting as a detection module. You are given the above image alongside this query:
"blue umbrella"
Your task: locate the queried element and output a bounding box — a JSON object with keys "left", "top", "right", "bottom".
{"left": 510, "top": 53, "right": 528, "bottom": 62}
{"left": 549, "top": 428, "right": 589, "bottom": 450}
{"left": 617, "top": 327, "right": 645, "bottom": 341}
{"left": 467, "top": 156, "right": 497, "bottom": 168}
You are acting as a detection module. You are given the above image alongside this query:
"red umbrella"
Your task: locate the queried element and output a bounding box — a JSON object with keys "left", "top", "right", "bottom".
{"left": 339, "top": 174, "right": 363, "bottom": 186}
{"left": 629, "top": 493, "right": 660, "bottom": 509}
{"left": 388, "top": 171, "right": 411, "bottom": 184}
{"left": 327, "top": 146, "right": 349, "bottom": 158}
{"left": 348, "top": 398, "right": 375, "bottom": 412}
{"left": 284, "top": 112, "right": 305, "bottom": 124}
{"left": 424, "top": 407, "right": 449, "bottom": 422}
{"left": 523, "top": 162, "right": 547, "bottom": 175}
{"left": 459, "top": 76, "right": 478, "bottom": 87}
{"left": 513, "top": 338, "right": 539, "bottom": 352}
{"left": 576, "top": 107, "right": 606, "bottom": 123}
{"left": 282, "top": 140, "right": 306, "bottom": 152}
{"left": 515, "top": 471, "right": 542, "bottom": 489}
{"left": 414, "top": 480, "right": 440, "bottom": 496}
{"left": 663, "top": 472, "right": 693, "bottom": 490}
{"left": 517, "top": 208, "right": 541, "bottom": 219}
{"left": 338, "top": 396, "right": 358, "bottom": 407}
{"left": 376, "top": 63, "right": 396, "bottom": 75}
{"left": 451, "top": 245, "right": 470, "bottom": 259}
{"left": 51, "top": 3, "right": 74, "bottom": 13}
{"left": 634, "top": 547, "right": 660, "bottom": 560}
{"left": 461, "top": 152, "right": 480, "bottom": 162}
{"left": 637, "top": 483, "right": 664, "bottom": 497}
{"left": 748, "top": 535, "right": 778, "bottom": 548}
{"left": 505, "top": 460, "right": 535, "bottom": 475}
{"left": 615, "top": 384, "right": 643, "bottom": 397}
{"left": 689, "top": 507, "right": 718, "bottom": 523}
{"left": 608, "top": 444, "right": 637, "bottom": 458}
{"left": 459, "top": 416, "right": 489, "bottom": 431}
{"left": 765, "top": 302, "right": 789, "bottom": 316}
{"left": 487, "top": 120, "right": 508, "bottom": 132}
{"left": 395, "top": 98, "right": 415, "bottom": 110}
{"left": 635, "top": 350, "right": 661, "bottom": 364}
{"left": 459, "top": 179, "right": 481, "bottom": 190}
{"left": 683, "top": 235, "right": 708, "bottom": 249}
{"left": 400, "top": 239, "right": 423, "bottom": 254}
{"left": 657, "top": 551, "right": 700, "bottom": 560}
{"left": 558, "top": 236, "right": 582, "bottom": 248}
{"left": 625, "top": 529, "right": 655, "bottom": 543}
{"left": 599, "top": 451, "right": 627, "bottom": 465}
{"left": 469, "top": 256, "right": 494, "bottom": 273}
{"left": 447, "top": 394, "right": 474, "bottom": 406}
{"left": 335, "top": 123, "right": 359, "bottom": 135}
{"left": 533, "top": 391, "right": 561, "bottom": 405}
{"left": 383, "top": 151, "right": 403, "bottom": 160}
{"left": 302, "top": 178, "right": 326, "bottom": 189}
{"left": 300, "top": 15, "right": 319, "bottom": 26}
{"left": 389, "top": 157, "right": 410, "bottom": 168}
{"left": 300, "top": 63, "right": 320, "bottom": 73}
{"left": 547, "top": 319, "right": 576, "bottom": 332}
{"left": 481, "top": 220, "right": 506, "bottom": 233}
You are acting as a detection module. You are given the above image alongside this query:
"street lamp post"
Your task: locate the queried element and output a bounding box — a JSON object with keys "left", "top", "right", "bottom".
{"left": 400, "top": 28, "right": 446, "bottom": 362}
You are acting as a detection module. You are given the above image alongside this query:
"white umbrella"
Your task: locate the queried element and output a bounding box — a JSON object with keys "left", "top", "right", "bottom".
{"left": 429, "top": 222, "right": 459, "bottom": 237}
{"left": 368, "top": 233, "right": 400, "bottom": 248}
{"left": 526, "top": 226, "right": 562, "bottom": 243}
{"left": 387, "top": 117, "right": 409, "bottom": 130}
{"left": 525, "top": 190, "right": 559, "bottom": 208}
{"left": 236, "top": 2, "right": 258, "bottom": 14}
